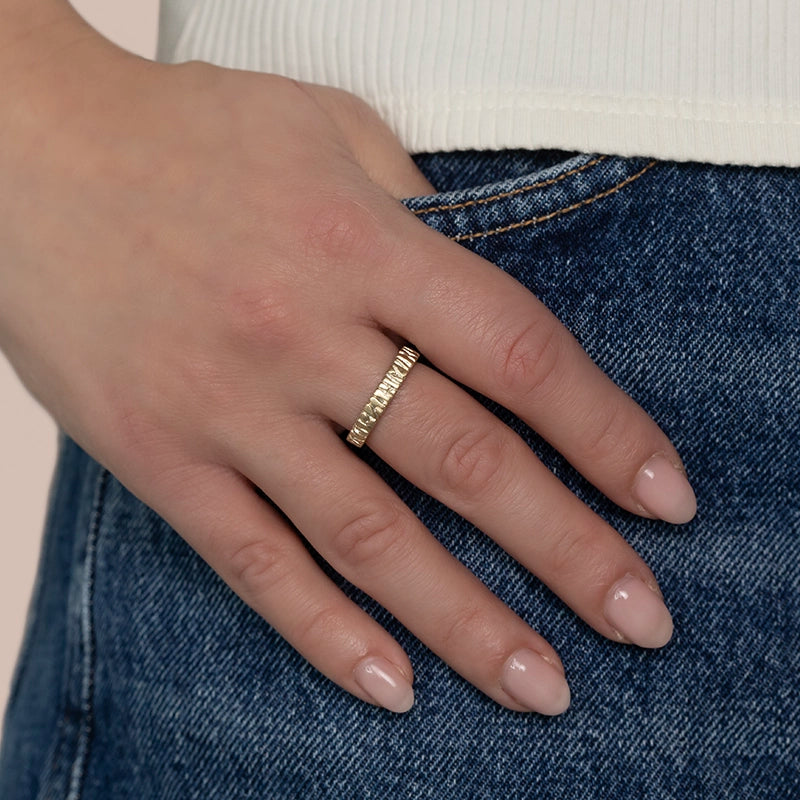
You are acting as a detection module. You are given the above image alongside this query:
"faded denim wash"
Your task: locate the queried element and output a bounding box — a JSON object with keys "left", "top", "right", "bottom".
{"left": 2, "top": 150, "right": 798, "bottom": 799}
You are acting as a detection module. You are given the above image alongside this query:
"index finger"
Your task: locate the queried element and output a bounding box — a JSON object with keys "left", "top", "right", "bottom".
{"left": 374, "top": 210, "right": 697, "bottom": 524}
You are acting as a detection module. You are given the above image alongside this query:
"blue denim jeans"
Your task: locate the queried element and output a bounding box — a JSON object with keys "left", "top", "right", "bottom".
{"left": 2, "top": 151, "right": 798, "bottom": 799}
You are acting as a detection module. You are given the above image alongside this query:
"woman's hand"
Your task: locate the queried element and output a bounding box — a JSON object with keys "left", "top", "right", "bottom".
{"left": 0, "top": 24, "right": 695, "bottom": 715}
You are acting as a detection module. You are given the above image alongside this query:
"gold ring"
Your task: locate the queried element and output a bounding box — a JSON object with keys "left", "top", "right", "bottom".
{"left": 346, "top": 345, "right": 420, "bottom": 448}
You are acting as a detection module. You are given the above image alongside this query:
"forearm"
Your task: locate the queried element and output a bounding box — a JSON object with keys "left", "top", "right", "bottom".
{"left": 0, "top": 0, "right": 118, "bottom": 353}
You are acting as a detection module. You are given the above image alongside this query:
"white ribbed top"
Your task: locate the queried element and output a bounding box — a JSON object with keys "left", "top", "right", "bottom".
{"left": 157, "top": 0, "right": 800, "bottom": 165}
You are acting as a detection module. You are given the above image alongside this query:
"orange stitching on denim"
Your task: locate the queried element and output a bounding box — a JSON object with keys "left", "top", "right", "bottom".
{"left": 413, "top": 156, "right": 607, "bottom": 215}
{"left": 450, "top": 160, "right": 658, "bottom": 242}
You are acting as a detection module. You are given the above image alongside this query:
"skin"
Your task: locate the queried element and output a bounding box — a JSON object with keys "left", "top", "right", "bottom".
{"left": 0, "top": 3, "right": 693, "bottom": 712}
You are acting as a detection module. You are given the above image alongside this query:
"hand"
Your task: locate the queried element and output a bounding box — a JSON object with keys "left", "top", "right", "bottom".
{"left": 0, "top": 31, "right": 695, "bottom": 715}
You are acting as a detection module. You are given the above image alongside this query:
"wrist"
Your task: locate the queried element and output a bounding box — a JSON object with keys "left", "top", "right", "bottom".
{"left": 0, "top": 0, "right": 120, "bottom": 112}
{"left": 0, "top": 1, "right": 134, "bottom": 351}
{"left": 0, "top": 0, "right": 141, "bottom": 166}
{"left": 1, "top": 0, "right": 90, "bottom": 69}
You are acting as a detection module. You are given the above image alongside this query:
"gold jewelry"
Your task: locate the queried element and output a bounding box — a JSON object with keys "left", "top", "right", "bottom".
{"left": 346, "top": 346, "right": 420, "bottom": 448}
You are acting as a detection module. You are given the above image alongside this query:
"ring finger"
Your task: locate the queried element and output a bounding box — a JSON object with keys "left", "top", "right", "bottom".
{"left": 315, "top": 331, "right": 674, "bottom": 649}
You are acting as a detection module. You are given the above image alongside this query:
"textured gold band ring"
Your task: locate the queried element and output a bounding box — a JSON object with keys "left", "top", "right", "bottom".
{"left": 346, "top": 345, "right": 420, "bottom": 448}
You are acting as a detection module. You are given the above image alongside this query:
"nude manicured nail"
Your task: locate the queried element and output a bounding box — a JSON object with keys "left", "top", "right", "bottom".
{"left": 501, "top": 649, "right": 571, "bottom": 715}
{"left": 354, "top": 657, "right": 414, "bottom": 713}
{"left": 604, "top": 574, "right": 674, "bottom": 648}
{"left": 634, "top": 454, "right": 697, "bottom": 524}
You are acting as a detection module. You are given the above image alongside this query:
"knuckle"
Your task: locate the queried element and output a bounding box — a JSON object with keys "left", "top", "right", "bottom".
{"left": 228, "top": 538, "right": 290, "bottom": 598}
{"left": 547, "top": 525, "right": 606, "bottom": 581}
{"left": 440, "top": 604, "right": 493, "bottom": 653}
{"left": 439, "top": 426, "right": 508, "bottom": 500}
{"left": 223, "top": 281, "right": 297, "bottom": 351}
{"left": 328, "top": 501, "right": 409, "bottom": 569}
{"left": 295, "top": 605, "right": 344, "bottom": 649}
{"left": 579, "top": 399, "right": 628, "bottom": 463}
{"left": 492, "top": 318, "right": 564, "bottom": 399}
{"left": 302, "top": 195, "right": 388, "bottom": 267}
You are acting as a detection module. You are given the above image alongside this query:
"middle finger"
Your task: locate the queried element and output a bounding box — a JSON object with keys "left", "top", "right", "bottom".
{"left": 317, "top": 332, "right": 674, "bottom": 650}
{"left": 238, "top": 419, "right": 572, "bottom": 714}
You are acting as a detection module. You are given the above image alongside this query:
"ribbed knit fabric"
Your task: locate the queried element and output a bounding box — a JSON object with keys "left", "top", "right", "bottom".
{"left": 157, "top": 0, "right": 800, "bottom": 165}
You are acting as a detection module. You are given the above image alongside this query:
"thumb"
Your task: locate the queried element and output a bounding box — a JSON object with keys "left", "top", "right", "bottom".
{"left": 300, "top": 82, "right": 437, "bottom": 199}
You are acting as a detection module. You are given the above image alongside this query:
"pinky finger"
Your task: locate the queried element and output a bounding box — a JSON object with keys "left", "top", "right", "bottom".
{"left": 157, "top": 462, "right": 416, "bottom": 713}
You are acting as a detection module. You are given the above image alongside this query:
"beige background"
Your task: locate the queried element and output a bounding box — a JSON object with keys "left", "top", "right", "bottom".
{"left": 1, "top": 0, "right": 158, "bottom": 737}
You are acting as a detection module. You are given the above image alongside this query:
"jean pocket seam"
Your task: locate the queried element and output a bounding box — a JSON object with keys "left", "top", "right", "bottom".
{"left": 412, "top": 155, "right": 608, "bottom": 216}
{"left": 450, "top": 159, "right": 658, "bottom": 243}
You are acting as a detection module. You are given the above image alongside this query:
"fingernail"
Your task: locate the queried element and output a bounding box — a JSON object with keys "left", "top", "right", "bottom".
{"left": 354, "top": 656, "right": 414, "bottom": 713}
{"left": 633, "top": 454, "right": 697, "bottom": 524}
{"left": 604, "top": 574, "right": 674, "bottom": 648}
{"left": 501, "top": 648, "right": 571, "bottom": 715}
